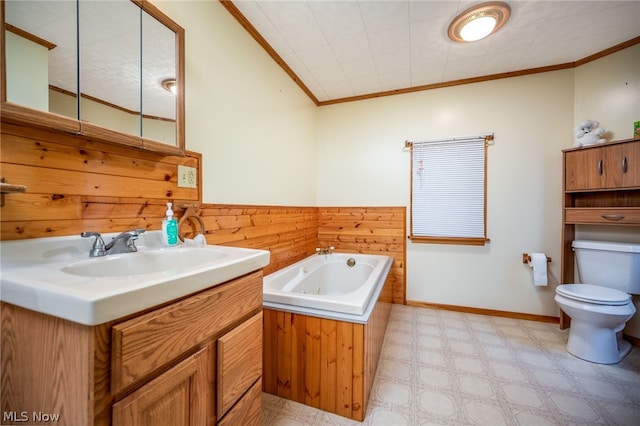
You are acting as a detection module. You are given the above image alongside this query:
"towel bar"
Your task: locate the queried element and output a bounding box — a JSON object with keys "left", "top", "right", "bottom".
{"left": 178, "top": 204, "right": 206, "bottom": 242}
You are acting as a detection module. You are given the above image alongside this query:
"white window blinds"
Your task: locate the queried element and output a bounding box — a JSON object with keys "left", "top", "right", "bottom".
{"left": 410, "top": 135, "right": 489, "bottom": 245}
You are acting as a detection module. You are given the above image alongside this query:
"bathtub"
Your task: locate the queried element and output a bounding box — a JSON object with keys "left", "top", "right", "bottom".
{"left": 263, "top": 253, "right": 392, "bottom": 320}
{"left": 262, "top": 252, "right": 394, "bottom": 420}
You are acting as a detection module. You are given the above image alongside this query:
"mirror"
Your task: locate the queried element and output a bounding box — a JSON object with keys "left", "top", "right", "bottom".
{"left": 4, "top": 0, "right": 78, "bottom": 120}
{"left": 79, "top": 0, "right": 141, "bottom": 137}
{"left": 2, "top": 0, "right": 184, "bottom": 154}
{"left": 142, "top": 8, "right": 177, "bottom": 146}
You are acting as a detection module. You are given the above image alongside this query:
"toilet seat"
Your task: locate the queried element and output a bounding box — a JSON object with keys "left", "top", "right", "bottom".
{"left": 556, "top": 284, "right": 631, "bottom": 306}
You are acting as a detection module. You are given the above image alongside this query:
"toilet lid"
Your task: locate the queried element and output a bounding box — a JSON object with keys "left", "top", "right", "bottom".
{"left": 556, "top": 284, "right": 631, "bottom": 306}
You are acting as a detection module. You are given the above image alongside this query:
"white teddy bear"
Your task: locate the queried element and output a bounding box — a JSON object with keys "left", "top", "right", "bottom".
{"left": 574, "top": 119, "right": 607, "bottom": 147}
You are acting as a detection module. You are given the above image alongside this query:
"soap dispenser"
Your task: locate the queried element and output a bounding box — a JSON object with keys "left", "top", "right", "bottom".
{"left": 162, "top": 202, "right": 178, "bottom": 246}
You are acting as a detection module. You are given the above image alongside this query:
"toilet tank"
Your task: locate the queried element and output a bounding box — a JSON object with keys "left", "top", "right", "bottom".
{"left": 572, "top": 240, "right": 640, "bottom": 294}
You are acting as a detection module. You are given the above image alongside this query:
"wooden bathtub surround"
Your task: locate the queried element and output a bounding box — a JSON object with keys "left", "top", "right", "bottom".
{"left": 263, "top": 271, "right": 393, "bottom": 421}
{"left": 1, "top": 270, "right": 264, "bottom": 426}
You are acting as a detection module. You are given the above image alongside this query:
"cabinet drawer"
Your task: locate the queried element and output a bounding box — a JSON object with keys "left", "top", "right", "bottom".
{"left": 112, "top": 271, "right": 262, "bottom": 394}
{"left": 218, "top": 379, "right": 262, "bottom": 426}
{"left": 217, "top": 312, "right": 263, "bottom": 419}
{"left": 565, "top": 208, "right": 640, "bottom": 224}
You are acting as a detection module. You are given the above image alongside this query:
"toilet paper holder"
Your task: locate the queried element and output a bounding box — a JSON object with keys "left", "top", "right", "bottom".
{"left": 522, "top": 253, "right": 552, "bottom": 264}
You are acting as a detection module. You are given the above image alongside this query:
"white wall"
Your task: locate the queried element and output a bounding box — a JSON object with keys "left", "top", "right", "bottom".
{"left": 574, "top": 44, "right": 640, "bottom": 141}
{"left": 317, "top": 71, "right": 574, "bottom": 317}
{"left": 6, "top": 31, "right": 49, "bottom": 111}
{"left": 153, "top": 0, "right": 318, "bottom": 206}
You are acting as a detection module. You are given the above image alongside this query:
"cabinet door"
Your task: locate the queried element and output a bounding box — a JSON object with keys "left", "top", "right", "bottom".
{"left": 615, "top": 142, "right": 640, "bottom": 188}
{"left": 565, "top": 146, "right": 606, "bottom": 191}
{"left": 565, "top": 141, "right": 640, "bottom": 191}
{"left": 112, "top": 347, "right": 208, "bottom": 426}
{"left": 217, "top": 312, "right": 263, "bottom": 419}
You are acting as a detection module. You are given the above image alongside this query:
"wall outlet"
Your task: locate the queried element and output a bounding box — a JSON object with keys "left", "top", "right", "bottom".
{"left": 177, "top": 165, "right": 197, "bottom": 188}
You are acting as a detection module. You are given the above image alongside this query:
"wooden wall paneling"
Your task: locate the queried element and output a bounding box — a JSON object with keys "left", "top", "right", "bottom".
{"left": 290, "top": 314, "right": 307, "bottom": 402}
{"left": 1, "top": 123, "right": 200, "bottom": 241}
{"left": 351, "top": 323, "right": 365, "bottom": 421}
{"left": 304, "top": 315, "right": 322, "bottom": 409}
{"left": 319, "top": 318, "right": 337, "bottom": 414}
{"left": 262, "top": 310, "right": 277, "bottom": 395}
{"left": 276, "top": 310, "right": 292, "bottom": 399}
{"left": 200, "top": 205, "right": 319, "bottom": 275}
{"left": 335, "top": 321, "right": 353, "bottom": 419}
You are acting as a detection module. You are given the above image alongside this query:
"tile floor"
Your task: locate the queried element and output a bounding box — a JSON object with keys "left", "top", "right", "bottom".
{"left": 261, "top": 304, "right": 640, "bottom": 425}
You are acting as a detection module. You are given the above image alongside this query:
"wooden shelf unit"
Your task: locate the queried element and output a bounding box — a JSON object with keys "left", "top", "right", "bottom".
{"left": 561, "top": 137, "right": 640, "bottom": 328}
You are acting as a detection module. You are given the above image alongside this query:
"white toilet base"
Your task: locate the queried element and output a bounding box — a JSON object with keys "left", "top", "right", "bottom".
{"left": 555, "top": 292, "right": 636, "bottom": 365}
{"left": 566, "top": 321, "right": 632, "bottom": 364}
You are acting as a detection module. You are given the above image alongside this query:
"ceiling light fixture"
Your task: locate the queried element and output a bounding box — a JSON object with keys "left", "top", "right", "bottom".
{"left": 162, "top": 79, "right": 177, "bottom": 95}
{"left": 448, "top": 1, "right": 511, "bottom": 43}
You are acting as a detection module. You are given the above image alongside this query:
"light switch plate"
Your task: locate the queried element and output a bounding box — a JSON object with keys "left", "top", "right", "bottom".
{"left": 177, "top": 165, "right": 197, "bottom": 188}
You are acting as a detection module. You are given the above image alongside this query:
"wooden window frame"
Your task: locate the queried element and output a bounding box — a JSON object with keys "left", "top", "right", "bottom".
{"left": 408, "top": 134, "right": 492, "bottom": 246}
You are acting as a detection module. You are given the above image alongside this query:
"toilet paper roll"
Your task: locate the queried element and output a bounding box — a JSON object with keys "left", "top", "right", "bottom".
{"left": 527, "top": 253, "right": 548, "bottom": 286}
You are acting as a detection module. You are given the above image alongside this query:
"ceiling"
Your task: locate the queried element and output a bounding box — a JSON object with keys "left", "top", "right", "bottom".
{"left": 228, "top": 0, "right": 640, "bottom": 105}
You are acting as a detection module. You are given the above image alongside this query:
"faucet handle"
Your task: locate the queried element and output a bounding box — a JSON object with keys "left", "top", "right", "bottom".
{"left": 81, "top": 231, "right": 106, "bottom": 257}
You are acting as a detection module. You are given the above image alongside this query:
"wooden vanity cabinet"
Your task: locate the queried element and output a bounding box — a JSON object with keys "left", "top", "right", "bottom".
{"left": 0, "top": 270, "right": 264, "bottom": 426}
{"left": 561, "top": 138, "right": 640, "bottom": 327}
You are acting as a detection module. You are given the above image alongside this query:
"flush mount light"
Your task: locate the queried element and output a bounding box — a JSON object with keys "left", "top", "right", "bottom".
{"left": 448, "top": 1, "right": 511, "bottom": 43}
{"left": 162, "top": 79, "right": 177, "bottom": 95}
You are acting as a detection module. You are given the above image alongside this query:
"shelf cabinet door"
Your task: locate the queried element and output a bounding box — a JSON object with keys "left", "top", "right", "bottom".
{"left": 565, "top": 146, "right": 605, "bottom": 190}
{"left": 614, "top": 142, "right": 640, "bottom": 188}
{"left": 565, "top": 141, "right": 640, "bottom": 191}
{"left": 112, "top": 347, "right": 208, "bottom": 426}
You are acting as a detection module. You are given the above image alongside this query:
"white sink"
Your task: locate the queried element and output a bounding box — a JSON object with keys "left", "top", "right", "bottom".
{"left": 61, "top": 248, "right": 226, "bottom": 278}
{"left": 0, "top": 231, "right": 270, "bottom": 325}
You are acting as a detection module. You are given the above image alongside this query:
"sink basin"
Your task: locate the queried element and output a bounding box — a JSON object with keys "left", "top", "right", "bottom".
{"left": 61, "top": 248, "right": 226, "bottom": 277}
{"left": 0, "top": 231, "right": 270, "bottom": 325}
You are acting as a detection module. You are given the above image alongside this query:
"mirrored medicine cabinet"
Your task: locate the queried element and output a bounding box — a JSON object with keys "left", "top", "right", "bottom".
{"left": 1, "top": 0, "right": 185, "bottom": 155}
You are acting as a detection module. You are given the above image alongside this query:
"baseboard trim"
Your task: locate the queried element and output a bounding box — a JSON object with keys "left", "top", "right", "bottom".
{"left": 406, "top": 300, "right": 560, "bottom": 324}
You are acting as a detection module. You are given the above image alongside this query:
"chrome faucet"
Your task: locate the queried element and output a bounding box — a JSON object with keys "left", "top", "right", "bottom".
{"left": 316, "top": 246, "right": 334, "bottom": 255}
{"left": 81, "top": 228, "right": 146, "bottom": 257}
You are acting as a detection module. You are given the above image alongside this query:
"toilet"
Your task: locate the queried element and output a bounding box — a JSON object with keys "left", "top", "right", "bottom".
{"left": 555, "top": 240, "right": 640, "bottom": 364}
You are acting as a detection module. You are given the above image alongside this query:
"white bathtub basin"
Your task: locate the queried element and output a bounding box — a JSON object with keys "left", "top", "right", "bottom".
{"left": 0, "top": 231, "right": 269, "bottom": 325}
{"left": 263, "top": 253, "right": 392, "bottom": 319}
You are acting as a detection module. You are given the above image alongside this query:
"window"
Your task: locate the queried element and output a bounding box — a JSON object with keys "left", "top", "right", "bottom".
{"left": 409, "top": 134, "right": 492, "bottom": 245}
